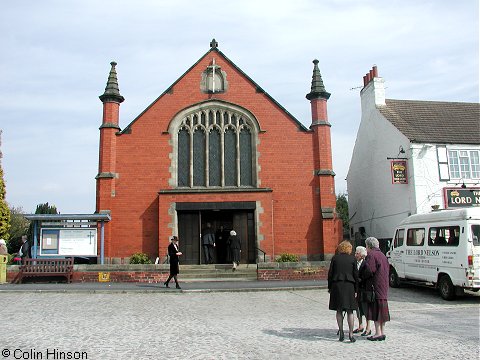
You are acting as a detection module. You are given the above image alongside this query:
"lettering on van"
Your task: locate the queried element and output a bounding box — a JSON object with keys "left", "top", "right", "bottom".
{"left": 406, "top": 249, "right": 440, "bottom": 256}
{"left": 444, "top": 188, "right": 480, "bottom": 208}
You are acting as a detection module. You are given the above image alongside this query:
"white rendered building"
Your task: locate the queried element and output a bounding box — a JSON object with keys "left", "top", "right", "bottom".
{"left": 347, "top": 66, "right": 480, "bottom": 249}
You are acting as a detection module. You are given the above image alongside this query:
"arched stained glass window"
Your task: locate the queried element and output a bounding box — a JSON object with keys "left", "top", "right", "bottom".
{"left": 209, "top": 128, "right": 221, "bottom": 186}
{"left": 193, "top": 128, "right": 206, "bottom": 186}
{"left": 178, "top": 128, "right": 190, "bottom": 187}
{"left": 240, "top": 128, "right": 253, "bottom": 186}
{"left": 224, "top": 128, "right": 237, "bottom": 186}
{"left": 175, "top": 105, "right": 257, "bottom": 188}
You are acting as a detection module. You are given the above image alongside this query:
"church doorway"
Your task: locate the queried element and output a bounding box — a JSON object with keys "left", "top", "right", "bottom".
{"left": 177, "top": 203, "right": 256, "bottom": 265}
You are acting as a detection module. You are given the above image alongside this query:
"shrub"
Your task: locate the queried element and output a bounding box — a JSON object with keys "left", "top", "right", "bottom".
{"left": 129, "top": 252, "right": 152, "bottom": 264}
{"left": 275, "top": 253, "right": 299, "bottom": 262}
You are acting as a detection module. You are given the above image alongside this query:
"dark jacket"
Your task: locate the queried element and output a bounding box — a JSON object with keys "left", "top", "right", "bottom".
{"left": 328, "top": 253, "right": 359, "bottom": 292}
{"left": 365, "top": 248, "right": 389, "bottom": 300}
{"left": 328, "top": 253, "right": 359, "bottom": 311}
{"left": 228, "top": 235, "right": 241, "bottom": 250}
{"left": 202, "top": 228, "right": 215, "bottom": 246}
{"left": 358, "top": 257, "right": 374, "bottom": 292}
{"left": 168, "top": 242, "right": 180, "bottom": 275}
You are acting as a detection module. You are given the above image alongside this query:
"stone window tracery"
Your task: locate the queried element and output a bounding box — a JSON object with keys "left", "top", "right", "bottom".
{"left": 174, "top": 106, "right": 258, "bottom": 188}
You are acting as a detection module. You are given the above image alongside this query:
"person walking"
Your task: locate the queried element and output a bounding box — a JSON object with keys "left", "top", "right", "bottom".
{"left": 227, "top": 230, "right": 241, "bottom": 271}
{"left": 364, "top": 237, "right": 391, "bottom": 341}
{"left": 354, "top": 246, "right": 372, "bottom": 336}
{"left": 202, "top": 223, "right": 216, "bottom": 264}
{"left": 164, "top": 236, "right": 182, "bottom": 289}
{"left": 328, "top": 241, "right": 359, "bottom": 343}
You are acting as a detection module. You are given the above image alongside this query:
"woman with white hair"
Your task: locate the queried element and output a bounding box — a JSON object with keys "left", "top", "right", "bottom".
{"left": 0, "top": 239, "right": 8, "bottom": 255}
{"left": 364, "top": 237, "right": 390, "bottom": 341}
{"left": 227, "top": 230, "right": 241, "bottom": 271}
{"left": 354, "top": 246, "right": 372, "bottom": 336}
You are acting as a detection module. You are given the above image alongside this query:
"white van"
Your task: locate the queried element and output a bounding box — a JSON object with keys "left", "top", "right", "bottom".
{"left": 388, "top": 207, "right": 480, "bottom": 300}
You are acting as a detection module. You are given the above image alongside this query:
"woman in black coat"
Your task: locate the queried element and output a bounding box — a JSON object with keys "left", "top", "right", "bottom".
{"left": 328, "top": 241, "right": 359, "bottom": 342}
{"left": 164, "top": 236, "right": 182, "bottom": 289}
{"left": 227, "top": 230, "right": 241, "bottom": 271}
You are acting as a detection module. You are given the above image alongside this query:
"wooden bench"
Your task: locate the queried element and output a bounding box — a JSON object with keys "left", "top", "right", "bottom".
{"left": 13, "top": 258, "right": 74, "bottom": 284}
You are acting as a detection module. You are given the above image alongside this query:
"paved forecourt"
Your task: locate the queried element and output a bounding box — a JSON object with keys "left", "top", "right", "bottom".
{"left": 0, "top": 286, "right": 478, "bottom": 359}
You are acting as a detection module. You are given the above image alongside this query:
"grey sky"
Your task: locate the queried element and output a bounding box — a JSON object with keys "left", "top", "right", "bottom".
{"left": 1, "top": 0, "right": 478, "bottom": 213}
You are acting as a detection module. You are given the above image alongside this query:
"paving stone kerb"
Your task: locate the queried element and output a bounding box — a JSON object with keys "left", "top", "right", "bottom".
{"left": 0, "top": 287, "right": 478, "bottom": 360}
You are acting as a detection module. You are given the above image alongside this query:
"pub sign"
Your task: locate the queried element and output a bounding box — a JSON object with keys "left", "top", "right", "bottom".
{"left": 391, "top": 160, "right": 408, "bottom": 184}
{"left": 444, "top": 188, "right": 480, "bottom": 208}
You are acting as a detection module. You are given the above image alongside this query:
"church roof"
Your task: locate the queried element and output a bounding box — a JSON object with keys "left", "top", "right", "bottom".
{"left": 379, "top": 99, "right": 480, "bottom": 145}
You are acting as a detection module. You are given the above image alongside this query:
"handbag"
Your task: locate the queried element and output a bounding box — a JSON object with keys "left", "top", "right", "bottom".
{"left": 361, "top": 286, "right": 376, "bottom": 303}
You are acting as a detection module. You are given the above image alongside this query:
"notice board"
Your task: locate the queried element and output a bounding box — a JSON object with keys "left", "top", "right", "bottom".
{"left": 40, "top": 228, "right": 97, "bottom": 256}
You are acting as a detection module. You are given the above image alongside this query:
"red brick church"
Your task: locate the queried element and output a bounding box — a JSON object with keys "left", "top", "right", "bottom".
{"left": 96, "top": 39, "right": 342, "bottom": 264}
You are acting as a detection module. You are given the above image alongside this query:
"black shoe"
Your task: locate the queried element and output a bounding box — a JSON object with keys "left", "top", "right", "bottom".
{"left": 349, "top": 335, "right": 356, "bottom": 343}
{"left": 339, "top": 330, "right": 344, "bottom": 342}
{"left": 164, "top": 282, "right": 169, "bottom": 288}
{"left": 176, "top": 284, "right": 181, "bottom": 289}
{"left": 361, "top": 330, "right": 371, "bottom": 336}
{"left": 367, "top": 335, "right": 385, "bottom": 341}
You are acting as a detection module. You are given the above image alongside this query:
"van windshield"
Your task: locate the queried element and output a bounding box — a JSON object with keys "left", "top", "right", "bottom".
{"left": 472, "top": 225, "right": 480, "bottom": 246}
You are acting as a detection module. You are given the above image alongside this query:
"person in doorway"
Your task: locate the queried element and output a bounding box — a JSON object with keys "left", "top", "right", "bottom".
{"left": 202, "top": 223, "right": 216, "bottom": 264}
{"left": 328, "top": 240, "right": 359, "bottom": 343}
{"left": 215, "top": 225, "right": 229, "bottom": 264}
{"left": 227, "top": 230, "right": 241, "bottom": 271}
{"left": 353, "top": 246, "right": 372, "bottom": 336}
{"left": 0, "top": 239, "right": 8, "bottom": 255}
{"left": 364, "top": 237, "right": 390, "bottom": 341}
{"left": 164, "top": 236, "right": 182, "bottom": 289}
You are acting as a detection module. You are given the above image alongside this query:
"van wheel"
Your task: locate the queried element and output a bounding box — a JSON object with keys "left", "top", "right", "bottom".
{"left": 438, "top": 275, "right": 455, "bottom": 300}
{"left": 389, "top": 267, "right": 400, "bottom": 288}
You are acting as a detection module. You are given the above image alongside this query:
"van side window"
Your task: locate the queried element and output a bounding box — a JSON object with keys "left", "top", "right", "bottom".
{"left": 428, "top": 226, "right": 460, "bottom": 247}
{"left": 407, "top": 228, "right": 425, "bottom": 246}
{"left": 472, "top": 225, "right": 480, "bottom": 246}
{"left": 394, "top": 229, "right": 404, "bottom": 248}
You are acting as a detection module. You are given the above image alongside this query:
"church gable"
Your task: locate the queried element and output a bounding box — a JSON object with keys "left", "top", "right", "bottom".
{"left": 120, "top": 39, "right": 308, "bottom": 135}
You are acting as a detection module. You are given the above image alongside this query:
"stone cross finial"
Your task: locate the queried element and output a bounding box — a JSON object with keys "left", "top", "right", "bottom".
{"left": 210, "top": 38, "right": 218, "bottom": 49}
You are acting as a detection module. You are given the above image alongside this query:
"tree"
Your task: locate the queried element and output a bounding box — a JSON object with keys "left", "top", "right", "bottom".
{"left": 0, "top": 130, "right": 11, "bottom": 242}
{"left": 336, "top": 193, "right": 349, "bottom": 236}
{"left": 7, "top": 205, "right": 31, "bottom": 254}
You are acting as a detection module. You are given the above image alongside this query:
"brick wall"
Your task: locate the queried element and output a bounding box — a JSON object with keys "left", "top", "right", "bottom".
{"left": 97, "top": 49, "right": 341, "bottom": 261}
{"left": 7, "top": 262, "right": 330, "bottom": 283}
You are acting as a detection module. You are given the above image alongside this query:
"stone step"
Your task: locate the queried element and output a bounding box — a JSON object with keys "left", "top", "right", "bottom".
{"left": 178, "top": 264, "right": 257, "bottom": 281}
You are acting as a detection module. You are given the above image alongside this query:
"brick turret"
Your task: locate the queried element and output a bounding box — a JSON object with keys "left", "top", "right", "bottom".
{"left": 306, "top": 59, "right": 337, "bottom": 259}
{"left": 96, "top": 61, "right": 124, "bottom": 211}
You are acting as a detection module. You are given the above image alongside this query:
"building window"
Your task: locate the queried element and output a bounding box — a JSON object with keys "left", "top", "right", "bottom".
{"left": 448, "top": 150, "right": 480, "bottom": 179}
{"left": 174, "top": 105, "right": 258, "bottom": 188}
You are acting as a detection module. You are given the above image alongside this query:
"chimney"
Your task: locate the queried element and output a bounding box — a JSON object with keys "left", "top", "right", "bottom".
{"left": 360, "top": 65, "right": 385, "bottom": 107}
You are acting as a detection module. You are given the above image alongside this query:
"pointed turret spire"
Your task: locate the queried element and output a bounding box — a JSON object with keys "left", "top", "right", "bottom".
{"left": 306, "top": 59, "right": 330, "bottom": 100}
{"left": 99, "top": 61, "right": 125, "bottom": 103}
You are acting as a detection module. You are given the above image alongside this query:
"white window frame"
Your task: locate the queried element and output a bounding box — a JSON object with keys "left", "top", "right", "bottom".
{"left": 448, "top": 149, "right": 480, "bottom": 180}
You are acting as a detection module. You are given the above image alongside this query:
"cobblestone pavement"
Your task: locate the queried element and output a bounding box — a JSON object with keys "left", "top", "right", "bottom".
{"left": 1, "top": 286, "right": 478, "bottom": 360}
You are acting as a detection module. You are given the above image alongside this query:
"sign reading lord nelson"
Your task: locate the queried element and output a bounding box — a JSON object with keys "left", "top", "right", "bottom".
{"left": 391, "top": 160, "right": 408, "bottom": 184}
{"left": 444, "top": 188, "right": 480, "bottom": 208}
{"left": 40, "top": 228, "right": 97, "bottom": 256}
